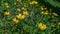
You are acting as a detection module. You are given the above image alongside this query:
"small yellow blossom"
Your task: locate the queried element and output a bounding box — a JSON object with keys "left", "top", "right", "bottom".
{"left": 4, "top": 11, "right": 10, "bottom": 16}
{"left": 21, "top": 7, "right": 27, "bottom": 10}
{"left": 44, "top": 10, "right": 48, "bottom": 15}
{"left": 17, "top": 14, "right": 25, "bottom": 19}
{"left": 23, "top": 11, "right": 29, "bottom": 16}
{"left": 4, "top": 2, "right": 9, "bottom": 5}
{"left": 41, "top": 11, "right": 44, "bottom": 14}
{"left": 53, "top": 12, "right": 58, "bottom": 16}
{"left": 40, "top": 7, "right": 44, "bottom": 10}
{"left": 4, "top": 2, "right": 10, "bottom": 8}
{"left": 14, "top": 2, "right": 16, "bottom": 5}
{"left": 38, "top": 23, "right": 47, "bottom": 30}
{"left": 17, "top": 8, "right": 21, "bottom": 11}
{"left": 12, "top": 18, "right": 19, "bottom": 24}
{"left": 5, "top": 5, "right": 10, "bottom": 8}
{"left": 41, "top": 10, "right": 48, "bottom": 15}
{"left": 58, "top": 22, "right": 60, "bottom": 25}
{"left": 30, "top": 1, "right": 38, "bottom": 4}
{"left": 44, "top": 8, "right": 47, "bottom": 10}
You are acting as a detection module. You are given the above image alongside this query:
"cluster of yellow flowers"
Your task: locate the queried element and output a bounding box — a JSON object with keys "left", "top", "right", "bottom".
{"left": 4, "top": 2, "right": 10, "bottom": 8}
{"left": 30, "top": 1, "right": 38, "bottom": 5}
{"left": 38, "top": 22, "right": 47, "bottom": 30}
{"left": 41, "top": 10, "right": 49, "bottom": 15}
{"left": 12, "top": 11, "right": 29, "bottom": 24}
{"left": 3, "top": 0, "right": 59, "bottom": 31}
{"left": 3, "top": 1, "right": 29, "bottom": 24}
{"left": 40, "top": 6, "right": 59, "bottom": 18}
{"left": 40, "top": 6, "right": 49, "bottom": 15}
{"left": 4, "top": 8, "right": 29, "bottom": 24}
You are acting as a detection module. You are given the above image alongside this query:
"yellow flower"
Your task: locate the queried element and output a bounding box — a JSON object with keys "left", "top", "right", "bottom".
{"left": 58, "top": 22, "right": 60, "bottom": 25}
{"left": 40, "top": 10, "right": 48, "bottom": 15}
{"left": 21, "top": 7, "right": 27, "bottom": 10}
{"left": 38, "top": 23, "right": 47, "bottom": 30}
{"left": 14, "top": 2, "right": 16, "bottom": 5}
{"left": 4, "top": 2, "right": 10, "bottom": 8}
{"left": 44, "top": 8, "right": 47, "bottom": 10}
{"left": 41, "top": 11, "right": 44, "bottom": 14}
{"left": 12, "top": 18, "right": 19, "bottom": 24}
{"left": 5, "top": 5, "right": 10, "bottom": 8}
{"left": 53, "top": 12, "right": 58, "bottom": 16}
{"left": 30, "top": 1, "right": 38, "bottom": 4}
{"left": 17, "top": 14, "right": 25, "bottom": 19}
{"left": 4, "top": 2, "right": 8, "bottom": 5}
{"left": 44, "top": 10, "right": 48, "bottom": 15}
{"left": 34, "top": 1, "right": 38, "bottom": 4}
{"left": 4, "top": 11, "right": 10, "bottom": 16}
{"left": 40, "top": 7, "right": 44, "bottom": 10}
{"left": 17, "top": 8, "right": 21, "bottom": 11}
{"left": 38, "top": 23, "right": 43, "bottom": 27}
{"left": 23, "top": 11, "right": 29, "bottom": 16}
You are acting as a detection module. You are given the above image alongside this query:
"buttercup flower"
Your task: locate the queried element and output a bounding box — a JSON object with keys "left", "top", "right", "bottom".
{"left": 21, "top": 7, "right": 27, "bottom": 10}
{"left": 40, "top": 6, "right": 44, "bottom": 10}
{"left": 41, "top": 11, "right": 44, "bottom": 14}
{"left": 17, "top": 8, "right": 21, "bottom": 11}
{"left": 30, "top": 1, "right": 38, "bottom": 4}
{"left": 44, "top": 10, "right": 48, "bottom": 15}
{"left": 5, "top": 5, "right": 10, "bottom": 8}
{"left": 12, "top": 18, "right": 19, "bottom": 24}
{"left": 40, "top": 6, "right": 46, "bottom": 10}
{"left": 53, "top": 12, "right": 58, "bottom": 16}
{"left": 4, "top": 2, "right": 9, "bottom": 5}
{"left": 23, "top": 11, "right": 29, "bottom": 16}
{"left": 58, "top": 22, "right": 60, "bottom": 25}
{"left": 4, "top": 2, "right": 10, "bottom": 8}
{"left": 38, "top": 23, "right": 47, "bottom": 30}
{"left": 17, "top": 14, "right": 25, "bottom": 19}
{"left": 14, "top": 2, "right": 17, "bottom": 5}
{"left": 4, "top": 11, "right": 10, "bottom": 16}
